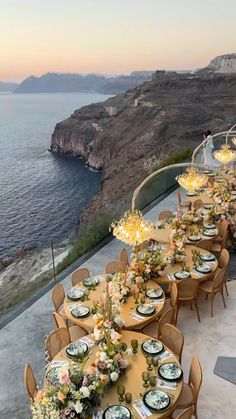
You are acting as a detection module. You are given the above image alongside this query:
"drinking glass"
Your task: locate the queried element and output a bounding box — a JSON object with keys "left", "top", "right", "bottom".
{"left": 146, "top": 356, "right": 153, "bottom": 371}
{"left": 140, "top": 295, "right": 145, "bottom": 304}
{"left": 142, "top": 371, "right": 150, "bottom": 388}
{"left": 152, "top": 357, "right": 158, "bottom": 368}
{"left": 117, "top": 384, "right": 125, "bottom": 402}
{"left": 134, "top": 293, "right": 139, "bottom": 304}
{"left": 149, "top": 376, "right": 156, "bottom": 387}
{"left": 131, "top": 339, "right": 138, "bottom": 354}
{"left": 125, "top": 392, "right": 132, "bottom": 404}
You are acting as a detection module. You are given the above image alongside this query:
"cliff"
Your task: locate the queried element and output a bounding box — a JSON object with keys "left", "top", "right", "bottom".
{"left": 51, "top": 71, "right": 236, "bottom": 228}
{"left": 197, "top": 53, "right": 236, "bottom": 74}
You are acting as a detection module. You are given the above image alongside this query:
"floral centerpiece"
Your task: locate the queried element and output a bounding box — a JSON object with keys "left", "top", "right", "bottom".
{"left": 126, "top": 243, "right": 166, "bottom": 282}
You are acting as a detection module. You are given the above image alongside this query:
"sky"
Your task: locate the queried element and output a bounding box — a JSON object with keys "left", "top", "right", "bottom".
{"left": 1, "top": 0, "right": 236, "bottom": 82}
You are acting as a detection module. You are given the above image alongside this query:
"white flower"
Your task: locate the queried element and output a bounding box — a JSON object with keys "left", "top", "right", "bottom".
{"left": 74, "top": 400, "right": 83, "bottom": 414}
{"left": 110, "top": 371, "right": 119, "bottom": 382}
{"left": 114, "top": 316, "right": 125, "bottom": 327}
{"left": 126, "top": 348, "right": 133, "bottom": 356}
{"left": 80, "top": 386, "right": 90, "bottom": 398}
{"left": 100, "top": 351, "right": 108, "bottom": 362}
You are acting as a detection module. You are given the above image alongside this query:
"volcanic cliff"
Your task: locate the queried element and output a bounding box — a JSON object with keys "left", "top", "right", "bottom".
{"left": 51, "top": 71, "right": 236, "bottom": 228}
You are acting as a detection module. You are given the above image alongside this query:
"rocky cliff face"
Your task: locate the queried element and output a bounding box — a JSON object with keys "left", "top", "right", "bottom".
{"left": 51, "top": 71, "right": 236, "bottom": 227}
{"left": 198, "top": 53, "right": 236, "bottom": 74}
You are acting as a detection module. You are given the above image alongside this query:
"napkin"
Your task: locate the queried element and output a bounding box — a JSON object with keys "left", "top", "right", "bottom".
{"left": 129, "top": 313, "right": 145, "bottom": 321}
{"left": 146, "top": 298, "right": 164, "bottom": 305}
{"left": 158, "top": 350, "right": 172, "bottom": 361}
{"left": 157, "top": 378, "right": 177, "bottom": 390}
{"left": 167, "top": 273, "right": 175, "bottom": 281}
{"left": 67, "top": 303, "right": 78, "bottom": 311}
{"left": 133, "top": 400, "right": 152, "bottom": 418}
{"left": 50, "top": 360, "right": 69, "bottom": 368}
{"left": 79, "top": 336, "right": 95, "bottom": 348}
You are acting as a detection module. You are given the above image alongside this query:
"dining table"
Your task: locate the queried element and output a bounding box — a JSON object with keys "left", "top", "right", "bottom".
{"left": 64, "top": 276, "right": 165, "bottom": 333}
{"left": 45, "top": 330, "right": 183, "bottom": 419}
{"left": 152, "top": 220, "right": 218, "bottom": 244}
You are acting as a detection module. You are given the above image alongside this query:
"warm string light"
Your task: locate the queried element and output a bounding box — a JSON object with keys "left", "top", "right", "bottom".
{"left": 176, "top": 166, "right": 208, "bottom": 192}
{"left": 111, "top": 210, "right": 153, "bottom": 246}
{"left": 213, "top": 144, "right": 235, "bottom": 165}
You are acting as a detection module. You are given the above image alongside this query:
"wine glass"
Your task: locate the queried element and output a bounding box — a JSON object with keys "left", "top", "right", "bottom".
{"left": 142, "top": 283, "right": 147, "bottom": 292}
{"left": 142, "top": 371, "right": 150, "bottom": 388}
{"left": 149, "top": 376, "right": 156, "bottom": 387}
{"left": 131, "top": 339, "right": 138, "bottom": 354}
{"left": 134, "top": 292, "right": 139, "bottom": 304}
{"left": 125, "top": 392, "right": 132, "bottom": 404}
{"left": 152, "top": 357, "right": 158, "bottom": 368}
{"left": 146, "top": 356, "right": 153, "bottom": 371}
{"left": 117, "top": 384, "right": 125, "bottom": 402}
{"left": 140, "top": 295, "right": 145, "bottom": 304}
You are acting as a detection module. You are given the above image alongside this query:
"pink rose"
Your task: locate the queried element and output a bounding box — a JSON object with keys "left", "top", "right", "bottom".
{"left": 59, "top": 371, "right": 70, "bottom": 385}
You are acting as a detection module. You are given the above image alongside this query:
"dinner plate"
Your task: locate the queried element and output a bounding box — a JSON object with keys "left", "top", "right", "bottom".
{"left": 46, "top": 367, "right": 61, "bottom": 385}
{"left": 204, "top": 204, "right": 213, "bottom": 209}
{"left": 136, "top": 304, "right": 156, "bottom": 316}
{"left": 203, "top": 223, "right": 216, "bottom": 229}
{"left": 83, "top": 277, "right": 99, "bottom": 287}
{"left": 141, "top": 339, "right": 164, "bottom": 355}
{"left": 67, "top": 287, "right": 85, "bottom": 301}
{"left": 174, "top": 271, "right": 191, "bottom": 280}
{"left": 200, "top": 253, "right": 215, "bottom": 262}
{"left": 231, "top": 190, "right": 236, "bottom": 195}
{"left": 186, "top": 191, "right": 197, "bottom": 196}
{"left": 187, "top": 235, "right": 201, "bottom": 242}
{"left": 215, "top": 178, "right": 225, "bottom": 183}
{"left": 145, "top": 288, "right": 163, "bottom": 299}
{"left": 202, "top": 170, "right": 211, "bottom": 174}
{"left": 158, "top": 362, "right": 183, "bottom": 381}
{"left": 196, "top": 265, "right": 212, "bottom": 274}
{"left": 66, "top": 341, "right": 88, "bottom": 358}
{"left": 102, "top": 405, "right": 131, "bottom": 419}
{"left": 143, "top": 390, "right": 170, "bottom": 412}
{"left": 203, "top": 229, "right": 217, "bottom": 237}
{"left": 71, "top": 305, "right": 90, "bottom": 318}
{"left": 207, "top": 173, "right": 215, "bottom": 177}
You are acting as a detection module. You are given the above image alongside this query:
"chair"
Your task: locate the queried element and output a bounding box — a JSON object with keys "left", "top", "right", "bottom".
{"left": 175, "top": 356, "right": 202, "bottom": 419}
{"left": 142, "top": 308, "right": 175, "bottom": 340}
{"left": 45, "top": 327, "right": 71, "bottom": 360}
{"left": 51, "top": 283, "right": 66, "bottom": 317}
{"left": 193, "top": 199, "right": 203, "bottom": 211}
{"left": 71, "top": 267, "right": 90, "bottom": 287}
{"left": 199, "top": 269, "right": 226, "bottom": 317}
{"left": 218, "top": 248, "right": 230, "bottom": 296}
{"left": 212, "top": 220, "right": 228, "bottom": 253}
{"left": 161, "top": 323, "right": 184, "bottom": 363}
{"left": 159, "top": 210, "right": 173, "bottom": 221}
{"left": 170, "top": 282, "right": 178, "bottom": 323}
{"left": 166, "top": 407, "right": 194, "bottom": 419}
{"left": 53, "top": 312, "right": 88, "bottom": 342}
{"left": 175, "top": 279, "right": 200, "bottom": 324}
{"left": 24, "top": 364, "right": 37, "bottom": 400}
{"left": 106, "top": 260, "right": 125, "bottom": 274}
{"left": 196, "top": 239, "right": 213, "bottom": 252}
{"left": 120, "top": 248, "right": 129, "bottom": 270}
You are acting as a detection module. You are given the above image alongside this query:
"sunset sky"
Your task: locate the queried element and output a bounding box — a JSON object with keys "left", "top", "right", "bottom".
{"left": 1, "top": 0, "right": 236, "bottom": 82}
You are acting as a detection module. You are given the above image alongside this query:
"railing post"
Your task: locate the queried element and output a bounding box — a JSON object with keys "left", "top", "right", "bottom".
{"left": 51, "top": 241, "right": 56, "bottom": 281}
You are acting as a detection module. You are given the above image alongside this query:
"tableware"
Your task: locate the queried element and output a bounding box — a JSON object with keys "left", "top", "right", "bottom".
{"left": 174, "top": 271, "right": 191, "bottom": 280}
{"left": 200, "top": 253, "right": 215, "bottom": 262}
{"left": 158, "top": 362, "right": 183, "bottom": 381}
{"left": 66, "top": 341, "right": 88, "bottom": 359}
{"left": 146, "top": 356, "right": 153, "bottom": 371}
{"left": 186, "top": 191, "right": 197, "bottom": 196}
{"left": 67, "top": 287, "right": 85, "bottom": 301}
{"left": 83, "top": 277, "right": 98, "bottom": 287}
{"left": 45, "top": 367, "right": 61, "bottom": 385}
{"left": 141, "top": 339, "right": 164, "bottom": 356}
{"left": 196, "top": 265, "right": 212, "bottom": 274}
{"left": 153, "top": 357, "right": 159, "bottom": 367}
{"left": 140, "top": 295, "right": 145, "bottom": 304}
{"left": 203, "top": 229, "right": 217, "bottom": 237}
{"left": 150, "top": 376, "right": 157, "bottom": 387}
{"left": 136, "top": 304, "right": 156, "bottom": 316}
{"left": 187, "top": 235, "right": 201, "bottom": 242}
{"left": 145, "top": 288, "right": 163, "bottom": 299}
{"left": 231, "top": 190, "right": 236, "bottom": 195}
{"left": 204, "top": 204, "right": 213, "bottom": 209}
{"left": 143, "top": 389, "right": 170, "bottom": 412}
{"left": 134, "top": 292, "right": 139, "bottom": 304}
{"left": 102, "top": 405, "right": 131, "bottom": 419}
{"left": 117, "top": 384, "right": 125, "bottom": 402}
{"left": 71, "top": 305, "right": 90, "bottom": 318}
{"left": 131, "top": 339, "right": 138, "bottom": 353}
{"left": 215, "top": 178, "right": 225, "bottom": 183}
{"left": 142, "top": 371, "right": 150, "bottom": 387}
{"left": 125, "top": 393, "right": 132, "bottom": 404}
{"left": 203, "top": 223, "right": 216, "bottom": 229}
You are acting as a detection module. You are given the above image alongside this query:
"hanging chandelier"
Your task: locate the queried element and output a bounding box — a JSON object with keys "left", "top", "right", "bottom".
{"left": 213, "top": 144, "right": 235, "bottom": 165}
{"left": 176, "top": 166, "right": 208, "bottom": 192}
{"left": 232, "top": 137, "right": 236, "bottom": 146}
{"left": 111, "top": 210, "right": 153, "bottom": 246}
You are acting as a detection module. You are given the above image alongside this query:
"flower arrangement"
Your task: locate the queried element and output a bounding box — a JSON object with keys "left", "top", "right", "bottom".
{"left": 126, "top": 245, "right": 166, "bottom": 282}
{"left": 106, "top": 273, "right": 131, "bottom": 304}
{"left": 182, "top": 208, "right": 201, "bottom": 225}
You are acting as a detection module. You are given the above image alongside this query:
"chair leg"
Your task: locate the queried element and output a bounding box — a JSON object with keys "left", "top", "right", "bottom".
{"left": 175, "top": 304, "right": 179, "bottom": 326}
{"left": 194, "top": 401, "right": 199, "bottom": 419}
{"left": 224, "top": 281, "right": 229, "bottom": 297}
{"left": 210, "top": 294, "right": 215, "bottom": 317}
{"left": 221, "top": 290, "right": 226, "bottom": 309}
{"left": 195, "top": 300, "right": 201, "bottom": 322}
{"left": 190, "top": 303, "right": 193, "bottom": 311}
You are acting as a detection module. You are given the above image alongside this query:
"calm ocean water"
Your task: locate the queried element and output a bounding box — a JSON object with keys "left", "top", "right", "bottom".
{"left": 0, "top": 92, "right": 111, "bottom": 258}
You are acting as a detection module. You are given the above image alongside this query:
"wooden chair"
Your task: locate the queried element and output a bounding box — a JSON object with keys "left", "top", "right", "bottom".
{"left": 106, "top": 260, "right": 125, "bottom": 274}
{"left": 199, "top": 269, "right": 226, "bottom": 317}
{"left": 166, "top": 406, "right": 194, "bottom": 419}
{"left": 53, "top": 312, "right": 88, "bottom": 342}
{"left": 196, "top": 239, "right": 213, "bottom": 252}
{"left": 212, "top": 220, "right": 229, "bottom": 253}
{"left": 120, "top": 248, "right": 129, "bottom": 270}
{"left": 193, "top": 199, "right": 203, "bottom": 211}
{"left": 45, "top": 327, "right": 71, "bottom": 360}
{"left": 175, "top": 356, "right": 202, "bottom": 419}
{"left": 159, "top": 210, "right": 173, "bottom": 221}
{"left": 218, "top": 248, "right": 230, "bottom": 296}
{"left": 175, "top": 279, "right": 200, "bottom": 324}
{"left": 71, "top": 267, "right": 90, "bottom": 287}
{"left": 142, "top": 308, "right": 175, "bottom": 340}
{"left": 24, "top": 364, "right": 37, "bottom": 400}
{"left": 170, "top": 282, "right": 178, "bottom": 323}
{"left": 51, "top": 283, "right": 66, "bottom": 317}
{"left": 161, "top": 323, "right": 184, "bottom": 363}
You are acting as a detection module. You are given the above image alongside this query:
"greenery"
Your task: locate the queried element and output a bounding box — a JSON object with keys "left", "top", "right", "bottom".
{"left": 152, "top": 147, "right": 192, "bottom": 172}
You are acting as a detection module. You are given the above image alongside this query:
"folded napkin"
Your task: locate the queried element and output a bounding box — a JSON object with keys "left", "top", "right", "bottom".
{"left": 50, "top": 360, "right": 69, "bottom": 368}
{"left": 133, "top": 400, "right": 152, "bottom": 418}
{"left": 129, "top": 313, "right": 145, "bottom": 321}
{"left": 158, "top": 350, "right": 172, "bottom": 361}
{"left": 79, "top": 336, "right": 95, "bottom": 348}
{"left": 146, "top": 298, "right": 164, "bottom": 305}
{"left": 67, "top": 303, "right": 78, "bottom": 311}
{"left": 157, "top": 378, "right": 177, "bottom": 390}
{"left": 167, "top": 273, "right": 175, "bottom": 281}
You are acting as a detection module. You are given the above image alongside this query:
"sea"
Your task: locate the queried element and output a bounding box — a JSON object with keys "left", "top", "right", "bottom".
{"left": 0, "top": 92, "right": 112, "bottom": 259}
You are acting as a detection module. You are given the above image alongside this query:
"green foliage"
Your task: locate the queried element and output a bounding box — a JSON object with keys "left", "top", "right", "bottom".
{"left": 152, "top": 147, "right": 192, "bottom": 172}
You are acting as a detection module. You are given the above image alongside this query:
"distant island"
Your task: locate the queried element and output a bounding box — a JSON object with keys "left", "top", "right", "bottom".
{"left": 0, "top": 81, "right": 19, "bottom": 92}
{"left": 13, "top": 71, "right": 155, "bottom": 94}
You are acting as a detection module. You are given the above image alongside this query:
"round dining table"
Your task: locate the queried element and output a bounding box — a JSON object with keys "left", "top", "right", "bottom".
{"left": 64, "top": 277, "right": 165, "bottom": 333}
{"left": 153, "top": 245, "right": 218, "bottom": 285}
{"left": 152, "top": 221, "right": 218, "bottom": 244}
{"left": 46, "top": 330, "right": 183, "bottom": 419}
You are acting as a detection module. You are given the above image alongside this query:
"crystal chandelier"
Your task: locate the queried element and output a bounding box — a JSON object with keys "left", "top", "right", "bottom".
{"left": 176, "top": 166, "right": 208, "bottom": 192}
{"left": 111, "top": 210, "right": 153, "bottom": 246}
{"left": 232, "top": 137, "right": 236, "bottom": 146}
{"left": 213, "top": 144, "right": 235, "bottom": 165}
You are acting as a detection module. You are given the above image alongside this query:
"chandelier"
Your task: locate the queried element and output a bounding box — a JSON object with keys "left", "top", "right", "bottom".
{"left": 111, "top": 210, "right": 153, "bottom": 246}
{"left": 176, "top": 166, "right": 208, "bottom": 192}
{"left": 232, "top": 137, "right": 236, "bottom": 146}
{"left": 213, "top": 144, "right": 235, "bottom": 165}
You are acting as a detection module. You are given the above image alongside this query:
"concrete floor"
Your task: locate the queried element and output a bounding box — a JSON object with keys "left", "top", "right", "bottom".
{"left": 0, "top": 189, "right": 235, "bottom": 418}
